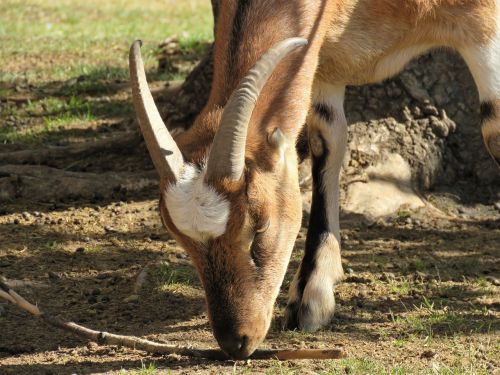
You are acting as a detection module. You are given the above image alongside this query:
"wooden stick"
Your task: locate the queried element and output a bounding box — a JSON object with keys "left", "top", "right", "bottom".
{"left": 0, "top": 281, "right": 346, "bottom": 361}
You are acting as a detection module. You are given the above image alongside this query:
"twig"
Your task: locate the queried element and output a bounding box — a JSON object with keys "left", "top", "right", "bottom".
{"left": 132, "top": 263, "right": 153, "bottom": 295}
{"left": 0, "top": 281, "right": 346, "bottom": 361}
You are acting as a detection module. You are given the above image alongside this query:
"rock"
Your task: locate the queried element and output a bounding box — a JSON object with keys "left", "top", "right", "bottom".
{"left": 346, "top": 275, "right": 372, "bottom": 284}
{"left": 48, "top": 271, "right": 60, "bottom": 280}
{"left": 421, "top": 350, "right": 436, "bottom": 359}
{"left": 343, "top": 153, "right": 425, "bottom": 219}
{"left": 485, "top": 276, "right": 500, "bottom": 286}
{"left": 379, "top": 272, "right": 396, "bottom": 282}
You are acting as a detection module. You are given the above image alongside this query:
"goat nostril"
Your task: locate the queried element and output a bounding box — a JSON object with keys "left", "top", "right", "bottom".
{"left": 240, "top": 335, "right": 249, "bottom": 351}
{"left": 218, "top": 333, "right": 251, "bottom": 358}
{"left": 234, "top": 339, "right": 243, "bottom": 351}
{"left": 237, "top": 335, "right": 248, "bottom": 352}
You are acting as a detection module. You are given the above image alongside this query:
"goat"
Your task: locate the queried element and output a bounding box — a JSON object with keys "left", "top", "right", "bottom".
{"left": 129, "top": 0, "right": 500, "bottom": 359}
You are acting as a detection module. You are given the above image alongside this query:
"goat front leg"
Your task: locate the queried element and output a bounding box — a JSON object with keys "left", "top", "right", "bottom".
{"left": 285, "top": 82, "right": 347, "bottom": 332}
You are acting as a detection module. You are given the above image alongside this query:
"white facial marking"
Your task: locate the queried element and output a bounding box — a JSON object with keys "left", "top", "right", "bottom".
{"left": 165, "top": 164, "right": 230, "bottom": 243}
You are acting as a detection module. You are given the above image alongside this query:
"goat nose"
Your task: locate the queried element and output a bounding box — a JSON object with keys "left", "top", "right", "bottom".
{"left": 218, "top": 333, "right": 250, "bottom": 359}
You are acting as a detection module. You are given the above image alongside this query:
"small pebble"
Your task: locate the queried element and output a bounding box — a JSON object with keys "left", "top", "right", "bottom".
{"left": 123, "top": 294, "right": 139, "bottom": 303}
{"left": 420, "top": 350, "right": 436, "bottom": 359}
{"left": 48, "top": 271, "right": 60, "bottom": 280}
{"left": 485, "top": 276, "right": 500, "bottom": 286}
{"left": 87, "top": 296, "right": 97, "bottom": 304}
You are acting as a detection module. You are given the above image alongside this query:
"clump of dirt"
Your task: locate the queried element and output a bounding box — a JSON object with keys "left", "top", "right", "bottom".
{"left": 343, "top": 50, "right": 499, "bottom": 195}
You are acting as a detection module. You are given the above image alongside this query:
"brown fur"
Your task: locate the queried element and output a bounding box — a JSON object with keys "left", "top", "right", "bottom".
{"left": 160, "top": 0, "right": 498, "bottom": 358}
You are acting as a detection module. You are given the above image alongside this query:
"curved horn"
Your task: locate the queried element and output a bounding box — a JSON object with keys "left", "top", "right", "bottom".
{"left": 205, "top": 37, "right": 308, "bottom": 182}
{"left": 129, "top": 40, "right": 184, "bottom": 182}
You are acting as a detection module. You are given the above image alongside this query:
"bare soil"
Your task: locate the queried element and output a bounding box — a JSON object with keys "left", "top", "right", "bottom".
{"left": 0, "top": 172, "right": 499, "bottom": 374}
{"left": 1, "top": 52, "right": 499, "bottom": 375}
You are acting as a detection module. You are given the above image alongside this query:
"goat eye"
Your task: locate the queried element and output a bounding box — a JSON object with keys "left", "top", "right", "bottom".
{"left": 256, "top": 219, "right": 270, "bottom": 234}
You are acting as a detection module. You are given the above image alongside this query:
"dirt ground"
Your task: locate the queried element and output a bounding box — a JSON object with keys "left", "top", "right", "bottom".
{"left": 1, "top": 1, "right": 499, "bottom": 372}
{"left": 0, "top": 180, "right": 499, "bottom": 374}
{"left": 0, "top": 80, "right": 499, "bottom": 373}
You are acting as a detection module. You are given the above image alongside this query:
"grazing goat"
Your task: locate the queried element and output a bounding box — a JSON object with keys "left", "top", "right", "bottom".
{"left": 129, "top": 0, "right": 500, "bottom": 359}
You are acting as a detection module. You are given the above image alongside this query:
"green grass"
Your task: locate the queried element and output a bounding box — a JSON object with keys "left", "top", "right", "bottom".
{"left": 389, "top": 278, "right": 414, "bottom": 295}
{"left": 0, "top": 95, "right": 96, "bottom": 144}
{"left": 121, "top": 363, "right": 158, "bottom": 375}
{"left": 1, "top": 0, "right": 210, "bottom": 146}
{"left": 0, "top": 0, "right": 213, "bottom": 83}
{"left": 260, "top": 358, "right": 492, "bottom": 375}
{"left": 326, "top": 358, "right": 409, "bottom": 375}
{"left": 0, "top": 87, "right": 13, "bottom": 97}
{"left": 392, "top": 297, "right": 492, "bottom": 341}
{"left": 151, "top": 261, "right": 197, "bottom": 291}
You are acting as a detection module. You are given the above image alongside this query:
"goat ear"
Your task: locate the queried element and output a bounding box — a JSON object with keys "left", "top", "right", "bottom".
{"left": 268, "top": 128, "right": 289, "bottom": 164}
{"left": 268, "top": 128, "right": 287, "bottom": 149}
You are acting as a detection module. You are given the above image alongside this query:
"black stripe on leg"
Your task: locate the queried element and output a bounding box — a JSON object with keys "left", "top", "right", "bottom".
{"left": 297, "top": 134, "right": 329, "bottom": 295}
{"left": 314, "top": 103, "right": 335, "bottom": 123}
{"left": 480, "top": 101, "right": 495, "bottom": 123}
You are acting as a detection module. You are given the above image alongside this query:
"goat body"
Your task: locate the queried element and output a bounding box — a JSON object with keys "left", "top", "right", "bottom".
{"left": 130, "top": 0, "right": 499, "bottom": 359}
